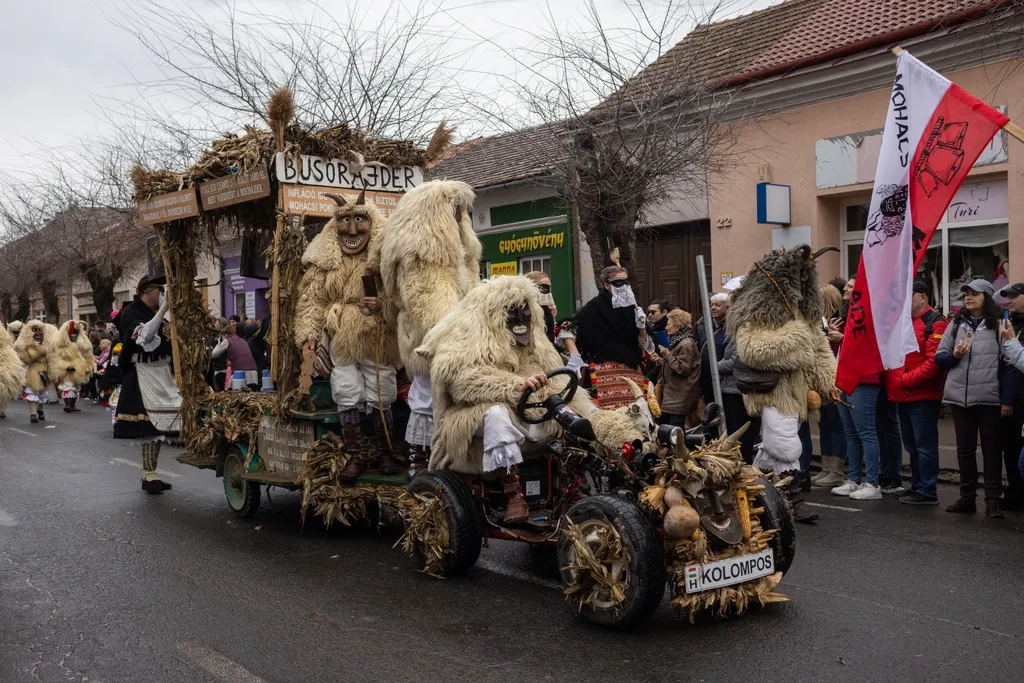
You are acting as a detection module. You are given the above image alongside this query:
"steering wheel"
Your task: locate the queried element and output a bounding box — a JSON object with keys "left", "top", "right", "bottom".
{"left": 516, "top": 368, "right": 579, "bottom": 425}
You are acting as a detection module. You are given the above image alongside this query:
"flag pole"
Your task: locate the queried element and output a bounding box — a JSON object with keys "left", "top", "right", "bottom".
{"left": 892, "top": 46, "right": 1024, "bottom": 144}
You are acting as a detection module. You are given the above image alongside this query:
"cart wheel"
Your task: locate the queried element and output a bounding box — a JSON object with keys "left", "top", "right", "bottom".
{"left": 406, "top": 471, "right": 481, "bottom": 576}
{"left": 753, "top": 476, "right": 796, "bottom": 574}
{"left": 557, "top": 495, "right": 665, "bottom": 628}
{"left": 223, "top": 449, "right": 261, "bottom": 518}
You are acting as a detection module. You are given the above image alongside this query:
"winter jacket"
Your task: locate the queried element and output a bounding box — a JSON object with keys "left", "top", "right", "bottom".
{"left": 697, "top": 318, "right": 728, "bottom": 404}
{"left": 935, "top": 315, "right": 1017, "bottom": 407}
{"left": 883, "top": 307, "right": 948, "bottom": 403}
{"left": 1003, "top": 312, "right": 1024, "bottom": 408}
{"left": 716, "top": 337, "right": 740, "bottom": 396}
{"left": 660, "top": 332, "right": 701, "bottom": 416}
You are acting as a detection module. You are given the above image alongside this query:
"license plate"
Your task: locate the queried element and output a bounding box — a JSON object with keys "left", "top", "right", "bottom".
{"left": 683, "top": 548, "right": 775, "bottom": 594}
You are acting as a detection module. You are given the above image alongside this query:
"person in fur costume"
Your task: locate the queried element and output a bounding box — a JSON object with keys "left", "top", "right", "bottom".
{"left": 378, "top": 179, "right": 481, "bottom": 474}
{"left": 294, "top": 190, "right": 402, "bottom": 479}
{"left": 52, "top": 320, "right": 95, "bottom": 412}
{"left": 417, "top": 276, "right": 641, "bottom": 523}
{"left": 8, "top": 320, "right": 23, "bottom": 342}
{"left": 15, "top": 320, "right": 58, "bottom": 423}
{"left": 726, "top": 245, "right": 839, "bottom": 523}
{"left": 0, "top": 324, "right": 25, "bottom": 419}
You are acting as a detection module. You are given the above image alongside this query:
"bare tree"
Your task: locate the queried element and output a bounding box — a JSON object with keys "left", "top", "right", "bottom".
{"left": 465, "top": 0, "right": 739, "bottom": 279}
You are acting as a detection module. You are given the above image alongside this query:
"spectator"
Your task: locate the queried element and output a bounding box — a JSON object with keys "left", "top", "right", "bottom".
{"left": 525, "top": 271, "right": 557, "bottom": 343}
{"left": 876, "top": 382, "right": 904, "bottom": 494}
{"left": 248, "top": 313, "right": 271, "bottom": 378}
{"left": 647, "top": 299, "right": 674, "bottom": 347}
{"left": 89, "top": 331, "right": 102, "bottom": 356}
{"left": 657, "top": 309, "right": 700, "bottom": 427}
{"left": 209, "top": 316, "right": 229, "bottom": 390}
{"left": 718, "top": 334, "right": 759, "bottom": 465}
{"left": 883, "top": 281, "right": 947, "bottom": 505}
{"left": 998, "top": 317, "right": 1024, "bottom": 486}
{"left": 831, "top": 276, "right": 885, "bottom": 501}
{"left": 574, "top": 266, "right": 651, "bottom": 408}
{"left": 935, "top": 279, "right": 1016, "bottom": 518}
{"left": 696, "top": 292, "right": 729, "bottom": 406}
{"left": 813, "top": 283, "right": 848, "bottom": 489}
{"left": 997, "top": 282, "right": 1024, "bottom": 511}
{"left": 211, "top": 321, "right": 259, "bottom": 390}
{"left": 229, "top": 314, "right": 241, "bottom": 324}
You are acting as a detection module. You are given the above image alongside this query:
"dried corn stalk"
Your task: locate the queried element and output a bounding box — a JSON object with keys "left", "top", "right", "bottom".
{"left": 560, "top": 517, "right": 631, "bottom": 611}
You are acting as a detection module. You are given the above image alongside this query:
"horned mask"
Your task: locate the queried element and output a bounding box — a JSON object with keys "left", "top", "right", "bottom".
{"left": 325, "top": 190, "right": 373, "bottom": 255}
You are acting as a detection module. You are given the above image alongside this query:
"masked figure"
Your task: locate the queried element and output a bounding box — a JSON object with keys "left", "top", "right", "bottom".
{"left": 8, "top": 320, "right": 23, "bottom": 342}
{"left": 52, "top": 320, "right": 95, "bottom": 413}
{"left": 15, "top": 320, "right": 58, "bottom": 424}
{"left": 0, "top": 323, "right": 25, "bottom": 420}
{"left": 294, "top": 191, "right": 400, "bottom": 479}
{"left": 378, "top": 180, "right": 481, "bottom": 475}
{"left": 726, "top": 245, "right": 838, "bottom": 521}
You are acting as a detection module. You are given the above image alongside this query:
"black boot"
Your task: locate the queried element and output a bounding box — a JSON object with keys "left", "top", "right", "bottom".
{"left": 374, "top": 409, "right": 404, "bottom": 475}
{"left": 338, "top": 410, "right": 365, "bottom": 482}
{"left": 408, "top": 445, "right": 429, "bottom": 478}
{"left": 68, "top": 398, "right": 81, "bottom": 412}
{"left": 37, "top": 406, "right": 45, "bottom": 421}
{"left": 784, "top": 469, "right": 819, "bottom": 524}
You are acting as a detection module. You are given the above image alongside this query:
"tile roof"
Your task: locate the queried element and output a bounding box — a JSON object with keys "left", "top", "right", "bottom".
{"left": 613, "top": 0, "right": 1004, "bottom": 95}
{"left": 426, "top": 124, "right": 563, "bottom": 189}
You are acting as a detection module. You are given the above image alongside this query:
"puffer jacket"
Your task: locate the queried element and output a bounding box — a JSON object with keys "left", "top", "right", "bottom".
{"left": 935, "top": 315, "right": 1016, "bottom": 407}
{"left": 716, "top": 337, "right": 740, "bottom": 396}
{"left": 883, "top": 307, "right": 947, "bottom": 403}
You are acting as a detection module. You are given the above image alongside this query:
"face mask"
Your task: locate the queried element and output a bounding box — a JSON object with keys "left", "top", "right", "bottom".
{"left": 609, "top": 280, "right": 637, "bottom": 309}
{"left": 506, "top": 304, "right": 532, "bottom": 346}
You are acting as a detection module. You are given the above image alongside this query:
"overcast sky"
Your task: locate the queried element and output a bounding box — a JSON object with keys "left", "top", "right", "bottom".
{"left": 0, "top": 0, "right": 779, "bottom": 175}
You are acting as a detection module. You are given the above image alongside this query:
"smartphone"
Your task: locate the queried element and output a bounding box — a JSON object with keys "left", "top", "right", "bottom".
{"left": 1004, "top": 308, "right": 1011, "bottom": 322}
{"left": 361, "top": 275, "right": 378, "bottom": 297}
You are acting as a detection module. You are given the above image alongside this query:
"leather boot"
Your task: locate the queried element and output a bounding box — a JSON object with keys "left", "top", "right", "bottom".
{"left": 407, "top": 445, "right": 429, "bottom": 478}
{"left": 68, "top": 398, "right": 81, "bottom": 412}
{"left": 63, "top": 398, "right": 72, "bottom": 412}
{"left": 784, "top": 469, "right": 819, "bottom": 524}
{"left": 501, "top": 469, "right": 529, "bottom": 524}
{"left": 338, "top": 419, "right": 365, "bottom": 482}
{"left": 374, "top": 410, "right": 404, "bottom": 475}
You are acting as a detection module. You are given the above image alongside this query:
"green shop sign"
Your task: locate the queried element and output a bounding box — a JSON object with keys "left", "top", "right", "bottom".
{"left": 497, "top": 227, "right": 566, "bottom": 255}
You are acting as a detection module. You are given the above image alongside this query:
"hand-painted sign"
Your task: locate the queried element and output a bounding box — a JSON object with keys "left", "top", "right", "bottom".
{"left": 274, "top": 152, "right": 422, "bottom": 192}
{"left": 497, "top": 228, "right": 566, "bottom": 255}
{"left": 281, "top": 184, "right": 403, "bottom": 218}
{"left": 199, "top": 167, "right": 270, "bottom": 210}
{"left": 489, "top": 261, "right": 518, "bottom": 277}
{"left": 137, "top": 188, "right": 199, "bottom": 226}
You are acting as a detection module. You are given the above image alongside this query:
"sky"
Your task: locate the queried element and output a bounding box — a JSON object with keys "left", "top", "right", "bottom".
{"left": 0, "top": 0, "right": 781, "bottom": 176}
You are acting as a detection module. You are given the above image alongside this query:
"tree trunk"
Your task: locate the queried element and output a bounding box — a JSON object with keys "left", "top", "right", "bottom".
{"left": 83, "top": 268, "right": 119, "bottom": 323}
{"left": 15, "top": 293, "right": 30, "bottom": 322}
{"left": 0, "top": 293, "right": 10, "bottom": 324}
{"left": 40, "top": 279, "right": 60, "bottom": 324}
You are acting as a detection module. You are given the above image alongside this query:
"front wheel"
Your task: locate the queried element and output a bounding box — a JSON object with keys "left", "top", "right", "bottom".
{"left": 223, "top": 449, "right": 261, "bottom": 518}
{"left": 753, "top": 477, "right": 796, "bottom": 574}
{"left": 557, "top": 495, "right": 665, "bottom": 628}
{"left": 406, "top": 471, "right": 481, "bottom": 576}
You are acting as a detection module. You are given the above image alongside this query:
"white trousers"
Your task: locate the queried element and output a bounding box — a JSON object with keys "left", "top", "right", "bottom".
{"left": 478, "top": 405, "right": 526, "bottom": 473}
{"left": 753, "top": 406, "right": 801, "bottom": 474}
{"left": 330, "top": 360, "right": 397, "bottom": 411}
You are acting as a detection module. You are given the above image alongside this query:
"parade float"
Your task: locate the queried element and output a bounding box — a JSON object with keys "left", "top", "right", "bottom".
{"left": 131, "top": 88, "right": 796, "bottom": 629}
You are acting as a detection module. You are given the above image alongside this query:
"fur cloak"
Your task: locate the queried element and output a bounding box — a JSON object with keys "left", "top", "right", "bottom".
{"left": 293, "top": 199, "right": 398, "bottom": 367}
{"left": 7, "top": 320, "right": 23, "bottom": 341}
{"left": 15, "top": 320, "right": 58, "bottom": 393}
{"left": 416, "top": 276, "right": 642, "bottom": 474}
{"left": 0, "top": 324, "right": 25, "bottom": 401}
{"left": 726, "top": 245, "right": 837, "bottom": 422}
{"left": 52, "top": 320, "right": 96, "bottom": 385}
{"left": 378, "top": 180, "right": 481, "bottom": 378}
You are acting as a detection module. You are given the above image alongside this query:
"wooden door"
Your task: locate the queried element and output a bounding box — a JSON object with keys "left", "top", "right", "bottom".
{"left": 632, "top": 220, "right": 711, "bottom": 317}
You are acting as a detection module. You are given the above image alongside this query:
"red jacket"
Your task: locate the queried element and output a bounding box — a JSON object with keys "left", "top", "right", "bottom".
{"left": 883, "top": 307, "right": 948, "bottom": 402}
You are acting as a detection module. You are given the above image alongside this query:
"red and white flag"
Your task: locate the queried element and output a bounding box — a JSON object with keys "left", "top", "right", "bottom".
{"left": 836, "top": 52, "right": 1009, "bottom": 393}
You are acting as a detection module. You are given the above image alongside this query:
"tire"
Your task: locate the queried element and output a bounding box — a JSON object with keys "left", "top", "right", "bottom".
{"left": 223, "top": 449, "right": 261, "bottom": 518}
{"left": 754, "top": 477, "right": 796, "bottom": 574}
{"left": 406, "top": 471, "right": 482, "bottom": 576}
{"left": 557, "top": 495, "right": 665, "bottom": 628}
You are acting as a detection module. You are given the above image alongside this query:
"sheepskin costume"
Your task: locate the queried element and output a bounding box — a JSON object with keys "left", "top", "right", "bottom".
{"left": 7, "top": 320, "right": 23, "bottom": 341}
{"left": 418, "top": 275, "right": 643, "bottom": 474}
{"left": 15, "top": 320, "right": 58, "bottom": 395}
{"left": 0, "top": 323, "right": 25, "bottom": 415}
{"left": 53, "top": 320, "right": 96, "bottom": 385}
{"left": 726, "top": 245, "right": 837, "bottom": 475}
{"left": 379, "top": 180, "right": 481, "bottom": 379}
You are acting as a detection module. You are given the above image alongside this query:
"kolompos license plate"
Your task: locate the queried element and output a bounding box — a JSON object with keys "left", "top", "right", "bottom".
{"left": 683, "top": 548, "right": 775, "bottom": 593}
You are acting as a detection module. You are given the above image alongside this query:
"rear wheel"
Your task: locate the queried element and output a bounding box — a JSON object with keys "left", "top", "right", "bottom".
{"left": 753, "top": 477, "right": 796, "bottom": 574}
{"left": 406, "top": 471, "right": 482, "bottom": 576}
{"left": 557, "top": 495, "right": 665, "bottom": 628}
{"left": 223, "top": 449, "right": 261, "bottom": 518}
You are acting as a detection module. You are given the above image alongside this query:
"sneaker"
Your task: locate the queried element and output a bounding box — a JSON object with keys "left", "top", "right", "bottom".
{"left": 945, "top": 497, "right": 976, "bottom": 514}
{"left": 850, "top": 483, "right": 882, "bottom": 500}
{"left": 881, "top": 485, "right": 906, "bottom": 495}
{"left": 831, "top": 480, "right": 860, "bottom": 496}
{"left": 813, "top": 471, "right": 846, "bottom": 488}
{"left": 899, "top": 492, "right": 939, "bottom": 505}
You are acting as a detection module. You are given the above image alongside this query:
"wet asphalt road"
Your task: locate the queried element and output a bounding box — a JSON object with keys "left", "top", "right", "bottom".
{"left": 2, "top": 401, "right": 1023, "bottom": 683}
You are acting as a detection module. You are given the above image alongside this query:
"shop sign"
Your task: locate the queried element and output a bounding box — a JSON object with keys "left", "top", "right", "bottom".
{"left": 137, "top": 188, "right": 199, "bottom": 226}
{"left": 199, "top": 167, "right": 270, "bottom": 211}
{"left": 946, "top": 179, "right": 1008, "bottom": 224}
{"left": 497, "top": 228, "right": 566, "bottom": 255}
{"left": 274, "top": 152, "right": 422, "bottom": 192}
{"left": 281, "top": 184, "right": 403, "bottom": 218}
{"left": 489, "top": 261, "right": 518, "bottom": 277}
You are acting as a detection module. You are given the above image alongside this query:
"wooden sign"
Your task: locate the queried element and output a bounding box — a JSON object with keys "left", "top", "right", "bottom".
{"left": 257, "top": 417, "right": 315, "bottom": 475}
{"left": 199, "top": 167, "right": 271, "bottom": 210}
{"left": 137, "top": 188, "right": 199, "bottom": 226}
{"left": 274, "top": 152, "right": 422, "bottom": 192}
{"left": 489, "top": 261, "right": 518, "bottom": 277}
{"left": 281, "top": 184, "right": 403, "bottom": 218}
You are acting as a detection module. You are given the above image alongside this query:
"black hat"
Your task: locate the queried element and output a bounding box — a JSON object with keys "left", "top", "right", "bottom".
{"left": 136, "top": 275, "right": 163, "bottom": 295}
{"left": 1000, "top": 282, "right": 1024, "bottom": 298}
{"left": 912, "top": 281, "right": 930, "bottom": 296}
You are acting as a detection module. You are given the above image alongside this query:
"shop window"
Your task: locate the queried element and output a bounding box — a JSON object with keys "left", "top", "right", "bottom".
{"left": 234, "top": 292, "right": 246, "bottom": 318}
{"left": 519, "top": 255, "right": 550, "bottom": 276}
{"left": 948, "top": 224, "right": 1008, "bottom": 310}
{"left": 480, "top": 261, "right": 490, "bottom": 280}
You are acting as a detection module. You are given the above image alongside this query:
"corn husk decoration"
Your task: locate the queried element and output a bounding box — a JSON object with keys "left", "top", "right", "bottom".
{"left": 560, "top": 517, "right": 631, "bottom": 610}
